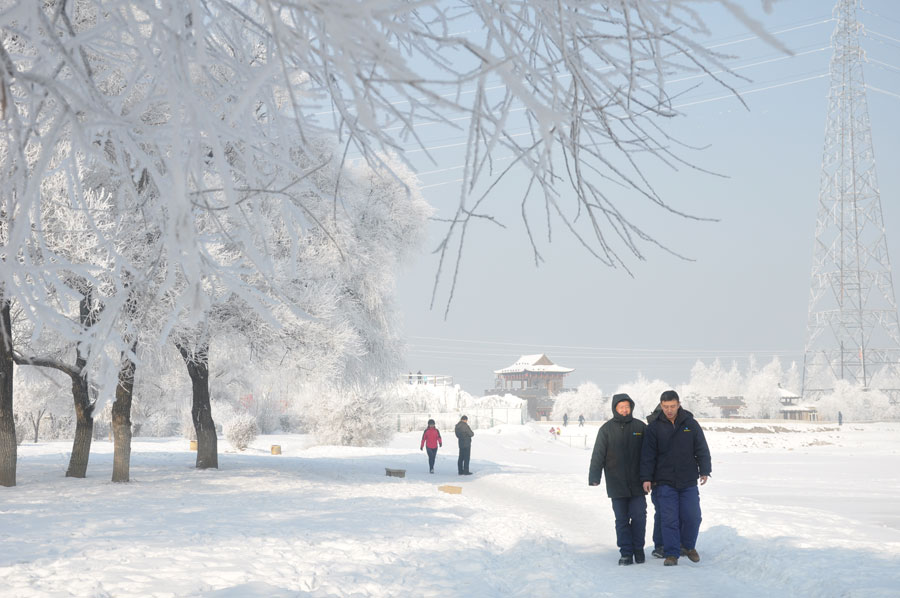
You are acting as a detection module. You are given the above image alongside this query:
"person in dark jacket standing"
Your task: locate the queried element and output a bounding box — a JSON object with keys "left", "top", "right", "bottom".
{"left": 589, "top": 393, "right": 648, "bottom": 566}
{"left": 455, "top": 415, "right": 474, "bottom": 475}
{"left": 420, "top": 419, "right": 443, "bottom": 473}
{"left": 640, "top": 390, "right": 711, "bottom": 566}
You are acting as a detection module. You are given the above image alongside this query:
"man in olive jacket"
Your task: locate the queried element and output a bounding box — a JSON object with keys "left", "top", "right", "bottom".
{"left": 589, "top": 393, "right": 647, "bottom": 565}
{"left": 640, "top": 390, "right": 711, "bottom": 566}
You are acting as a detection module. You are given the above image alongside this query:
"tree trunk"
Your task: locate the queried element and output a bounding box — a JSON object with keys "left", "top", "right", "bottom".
{"left": 30, "top": 410, "right": 43, "bottom": 443}
{"left": 111, "top": 347, "right": 136, "bottom": 483}
{"left": 0, "top": 299, "right": 17, "bottom": 487}
{"left": 67, "top": 291, "right": 96, "bottom": 478}
{"left": 177, "top": 342, "right": 217, "bottom": 469}
{"left": 66, "top": 374, "right": 93, "bottom": 478}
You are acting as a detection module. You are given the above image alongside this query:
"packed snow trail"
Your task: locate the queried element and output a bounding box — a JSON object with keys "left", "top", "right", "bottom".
{"left": 2, "top": 423, "right": 899, "bottom": 597}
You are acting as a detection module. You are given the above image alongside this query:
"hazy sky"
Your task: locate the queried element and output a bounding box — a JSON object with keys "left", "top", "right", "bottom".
{"left": 394, "top": 0, "right": 900, "bottom": 395}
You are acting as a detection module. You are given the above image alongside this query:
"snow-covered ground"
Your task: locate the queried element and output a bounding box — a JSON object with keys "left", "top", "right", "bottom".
{"left": 3, "top": 421, "right": 899, "bottom": 598}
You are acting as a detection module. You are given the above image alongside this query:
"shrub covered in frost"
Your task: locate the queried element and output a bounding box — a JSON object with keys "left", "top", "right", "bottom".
{"left": 303, "top": 384, "right": 394, "bottom": 447}
{"left": 224, "top": 412, "right": 259, "bottom": 451}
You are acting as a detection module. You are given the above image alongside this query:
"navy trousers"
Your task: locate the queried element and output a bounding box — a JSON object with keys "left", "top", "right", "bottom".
{"left": 458, "top": 445, "right": 471, "bottom": 474}
{"left": 610, "top": 495, "right": 647, "bottom": 557}
{"left": 657, "top": 485, "right": 702, "bottom": 558}
{"left": 426, "top": 447, "right": 438, "bottom": 470}
{"left": 650, "top": 486, "right": 662, "bottom": 549}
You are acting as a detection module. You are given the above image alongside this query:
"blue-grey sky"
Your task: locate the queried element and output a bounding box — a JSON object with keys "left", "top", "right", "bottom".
{"left": 395, "top": 0, "right": 900, "bottom": 395}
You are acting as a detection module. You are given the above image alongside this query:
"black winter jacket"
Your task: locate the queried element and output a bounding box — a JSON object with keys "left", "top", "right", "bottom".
{"left": 588, "top": 394, "right": 647, "bottom": 498}
{"left": 639, "top": 407, "right": 711, "bottom": 490}
{"left": 455, "top": 421, "right": 474, "bottom": 448}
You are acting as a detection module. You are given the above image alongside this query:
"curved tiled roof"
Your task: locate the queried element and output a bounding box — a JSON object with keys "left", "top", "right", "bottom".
{"left": 494, "top": 353, "right": 574, "bottom": 375}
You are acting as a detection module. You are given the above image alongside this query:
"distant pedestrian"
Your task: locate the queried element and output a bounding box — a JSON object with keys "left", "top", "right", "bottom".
{"left": 455, "top": 415, "right": 474, "bottom": 475}
{"left": 563, "top": 413, "right": 569, "bottom": 427}
{"left": 578, "top": 414, "right": 585, "bottom": 427}
{"left": 420, "top": 419, "right": 443, "bottom": 474}
{"left": 416, "top": 370, "right": 423, "bottom": 384}
{"left": 640, "top": 390, "right": 711, "bottom": 567}
{"left": 838, "top": 411, "right": 843, "bottom": 426}
{"left": 550, "top": 426, "right": 557, "bottom": 438}
{"left": 589, "top": 393, "right": 648, "bottom": 566}
{"left": 556, "top": 427, "right": 561, "bottom": 436}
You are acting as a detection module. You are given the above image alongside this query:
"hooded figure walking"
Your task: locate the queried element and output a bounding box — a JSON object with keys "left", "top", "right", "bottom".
{"left": 589, "top": 393, "right": 648, "bottom": 565}
{"left": 420, "top": 419, "right": 443, "bottom": 473}
{"left": 455, "top": 415, "right": 474, "bottom": 475}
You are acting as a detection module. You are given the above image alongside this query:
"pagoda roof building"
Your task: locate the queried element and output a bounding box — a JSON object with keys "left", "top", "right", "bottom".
{"left": 494, "top": 354, "right": 575, "bottom": 375}
{"left": 489, "top": 354, "right": 574, "bottom": 420}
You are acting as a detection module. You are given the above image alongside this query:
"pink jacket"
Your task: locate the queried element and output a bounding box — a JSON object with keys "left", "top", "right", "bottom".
{"left": 421, "top": 427, "right": 443, "bottom": 449}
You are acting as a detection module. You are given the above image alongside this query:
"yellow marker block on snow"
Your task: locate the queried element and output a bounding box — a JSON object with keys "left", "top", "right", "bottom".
{"left": 271, "top": 445, "right": 282, "bottom": 455}
{"left": 189, "top": 440, "right": 198, "bottom": 451}
{"left": 438, "top": 485, "right": 462, "bottom": 495}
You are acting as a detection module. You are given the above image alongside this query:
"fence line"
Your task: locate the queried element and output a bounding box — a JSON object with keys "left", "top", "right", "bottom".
{"left": 548, "top": 433, "right": 592, "bottom": 450}
{"left": 391, "top": 407, "right": 526, "bottom": 433}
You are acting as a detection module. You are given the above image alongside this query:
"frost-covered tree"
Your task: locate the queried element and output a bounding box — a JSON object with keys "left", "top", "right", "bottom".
{"left": 12, "top": 367, "right": 71, "bottom": 443}
{"left": 615, "top": 375, "right": 675, "bottom": 420}
{"left": 302, "top": 383, "right": 394, "bottom": 447}
{"left": 742, "top": 357, "right": 783, "bottom": 419}
{"left": 684, "top": 359, "right": 745, "bottom": 400}
{"left": 551, "top": 382, "right": 607, "bottom": 423}
{"left": 815, "top": 381, "right": 896, "bottom": 422}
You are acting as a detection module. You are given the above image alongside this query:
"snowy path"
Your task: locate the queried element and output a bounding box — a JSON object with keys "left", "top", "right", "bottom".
{"left": 2, "top": 423, "right": 899, "bottom": 597}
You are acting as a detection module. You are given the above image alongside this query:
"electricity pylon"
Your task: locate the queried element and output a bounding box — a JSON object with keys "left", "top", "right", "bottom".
{"left": 802, "top": 0, "right": 900, "bottom": 400}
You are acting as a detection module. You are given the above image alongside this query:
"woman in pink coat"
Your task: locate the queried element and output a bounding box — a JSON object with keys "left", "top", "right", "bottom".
{"left": 420, "top": 419, "right": 443, "bottom": 473}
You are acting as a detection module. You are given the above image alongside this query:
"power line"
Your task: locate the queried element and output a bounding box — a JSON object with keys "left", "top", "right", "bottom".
{"left": 407, "top": 335, "right": 800, "bottom": 355}
{"left": 313, "top": 15, "right": 835, "bottom": 119}
{"left": 867, "top": 28, "right": 900, "bottom": 45}
{"left": 413, "top": 70, "right": 834, "bottom": 190}
{"left": 868, "top": 84, "right": 900, "bottom": 100}
{"left": 706, "top": 18, "right": 833, "bottom": 50}
{"left": 868, "top": 57, "right": 900, "bottom": 73}
{"left": 674, "top": 72, "right": 828, "bottom": 109}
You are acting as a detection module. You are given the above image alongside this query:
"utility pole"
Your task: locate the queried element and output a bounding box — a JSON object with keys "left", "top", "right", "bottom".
{"left": 802, "top": 0, "right": 900, "bottom": 402}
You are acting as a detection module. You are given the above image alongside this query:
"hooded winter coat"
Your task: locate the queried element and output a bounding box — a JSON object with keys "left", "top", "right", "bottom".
{"left": 588, "top": 394, "right": 647, "bottom": 498}
{"left": 640, "top": 406, "right": 711, "bottom": 490}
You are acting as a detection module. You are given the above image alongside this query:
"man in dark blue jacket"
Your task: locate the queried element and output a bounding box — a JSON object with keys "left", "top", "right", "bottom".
{"left": 640, "top": 390, "right": 711, "bottom": 566}
{"left": 589, "top": 393, "right": 647, "bottom": 565}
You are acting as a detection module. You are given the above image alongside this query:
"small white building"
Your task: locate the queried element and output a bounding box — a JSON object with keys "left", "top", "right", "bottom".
{"left": 778, "top": 386, "right": 818, "bottom": 421}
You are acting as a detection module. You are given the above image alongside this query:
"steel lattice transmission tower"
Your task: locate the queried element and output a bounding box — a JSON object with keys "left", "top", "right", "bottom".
{"left": 802, "top": 0, "right": 900, "bottom": 399}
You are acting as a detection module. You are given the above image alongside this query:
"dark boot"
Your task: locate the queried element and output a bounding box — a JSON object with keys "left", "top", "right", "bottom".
{"left": 652, "top": 546, "right": 665, "bottom": 559}
{"left": 634, "top": 550, "right": 645, "bottom": 564}
{"left": 618, "top": 555, "right": 633, "bottom": 566}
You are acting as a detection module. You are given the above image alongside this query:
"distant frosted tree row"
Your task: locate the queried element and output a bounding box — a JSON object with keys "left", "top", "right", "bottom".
{"left": 551, "top": 358, "right": 900, "bottom": 422}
